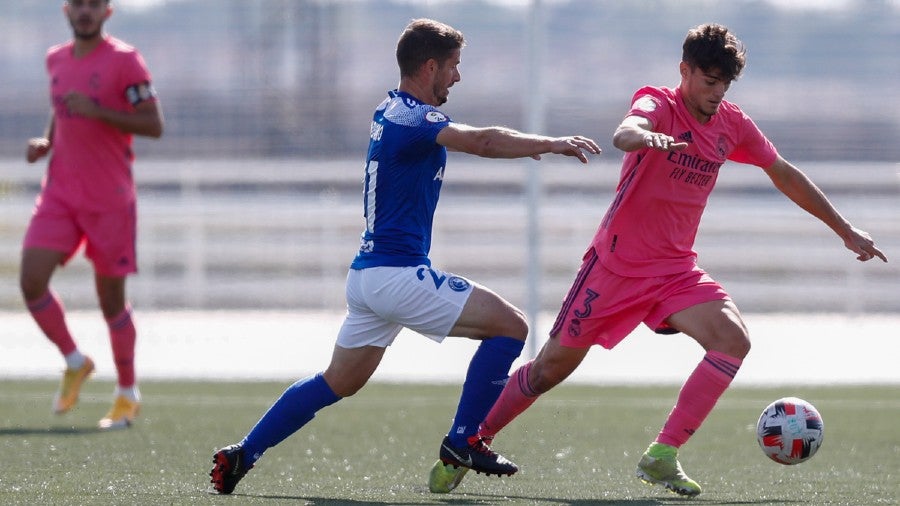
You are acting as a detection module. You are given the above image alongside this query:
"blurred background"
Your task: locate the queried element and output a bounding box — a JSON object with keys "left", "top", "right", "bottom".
{"left": 0, "top": 0, "right": 898, "bottom": 318}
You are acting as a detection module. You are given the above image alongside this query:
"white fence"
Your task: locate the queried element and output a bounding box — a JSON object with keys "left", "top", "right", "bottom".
{"left": 0, "top": 158, "right": 897, "bottom": 314}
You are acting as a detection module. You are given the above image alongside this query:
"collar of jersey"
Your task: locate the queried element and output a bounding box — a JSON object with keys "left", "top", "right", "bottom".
{"left": 390, "top": 89, "right": 421, "bottom": 106}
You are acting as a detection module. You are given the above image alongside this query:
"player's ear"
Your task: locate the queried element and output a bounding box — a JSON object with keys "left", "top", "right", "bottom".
{"left": 428, "top": 57, "right": 444, "bottom": 76}
{"left": 679, "top": 61, "right": 689, "bottom": 80}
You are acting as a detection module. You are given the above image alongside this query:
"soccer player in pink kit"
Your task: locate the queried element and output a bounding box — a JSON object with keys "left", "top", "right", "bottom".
{"left": 434, "top": 23, "right": 888, "bottom": 496}
{"left": 22, "top": 0, "right": 163, "bottom": 430}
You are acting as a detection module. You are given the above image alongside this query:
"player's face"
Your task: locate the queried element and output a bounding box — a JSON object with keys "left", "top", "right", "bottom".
{"left": 680, "top": 63, "right": 732, "bottom": 123}
{"left": 432, "top": 49, "right": 461, "bottom": 106}
{"left": 64, "top": 0, "right": 111, "bottom": 41}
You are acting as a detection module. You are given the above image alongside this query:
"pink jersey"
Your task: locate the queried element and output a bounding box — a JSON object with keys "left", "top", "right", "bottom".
{"left": 593, "top": 86, "right": 778, "bottom": 277}
{"left": 44, "top": 36, "right": 155, "bottom": 212}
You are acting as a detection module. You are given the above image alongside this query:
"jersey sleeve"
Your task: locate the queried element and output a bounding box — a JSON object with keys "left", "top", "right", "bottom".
{"left": 119, "top": 50, "right": 157, "bottom": 108}
{"left": 728, "top": 112, "right": 778, "bottom": 168}
{"left": 625, "top": 86, "right": 673, "bottom": 132}
{"left": 399, "top": 106, "right": 449, "bottom": 155}
{"left": 418, "top": 107, "right": 451, "bottom": 142}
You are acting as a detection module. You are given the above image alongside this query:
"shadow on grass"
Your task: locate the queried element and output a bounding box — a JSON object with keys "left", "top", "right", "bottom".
{"left": 0, "top": 425, "right": 104, "bottom": 436}
{"left": 218, "top": 494, "right": 801, "bottom": 506}
{"left": 215, "top": 492, "right": 804, "bottom": 505}
{"left": 453, "top": 495, "right": 806, "bottom": 506}
{"left": 221, "top": 494, "right": 440, "bottom": 505}
{"left": 436, "top": 493, "right": 804, "bottom": 506}
{"left": 443, "top": 496, "right": 668, "bottom": 506}
{"left": 220, "top": 494, "right": 664, "bottom": 505}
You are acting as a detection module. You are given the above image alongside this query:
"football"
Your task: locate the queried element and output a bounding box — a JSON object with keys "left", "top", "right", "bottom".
{"left": 756, "top": 397, "right": 824, "bottom": 465}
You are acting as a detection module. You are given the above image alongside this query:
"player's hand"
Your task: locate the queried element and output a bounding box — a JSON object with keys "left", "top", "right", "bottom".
{"left": 844, "top": 226, "right": 888, "bottom": 262}
{"left": 643, "top": 132, "right": 688, "bottom": 151}
{"left": 63, "top": 91, "right": 100, "bottom": 118}
{"left": 26, "top": 137, "right": 51, "bottom": 163}
{"left": 548, "top": 136, "right": 602, "bottom": 163}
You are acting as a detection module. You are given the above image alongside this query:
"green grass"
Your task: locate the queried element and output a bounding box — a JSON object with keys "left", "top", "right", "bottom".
{"left": 0, "top": 380, "right": 897, "bottom": 505}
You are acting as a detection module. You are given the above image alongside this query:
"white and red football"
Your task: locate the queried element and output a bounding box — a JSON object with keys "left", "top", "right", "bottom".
{"left": 756, "top": 397, "right": 824, "bottom": 465}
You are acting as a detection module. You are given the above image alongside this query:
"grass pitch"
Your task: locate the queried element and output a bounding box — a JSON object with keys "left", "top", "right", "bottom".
{"left": 0, "top": 379, "right": 896, "bottom": 505}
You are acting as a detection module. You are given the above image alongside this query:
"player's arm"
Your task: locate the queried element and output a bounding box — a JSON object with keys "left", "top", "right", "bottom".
{"left": 26, "top": 111, "right": 55, "bottom": 163}
{"left": 613, "top": 114, "right": 687, "bottom": 152}
{"left": 436, "top": 123, "right": 600, "bottom": 163}
{"left": 763, "top": 155, "right": 887, "bottom": 263}
{"left": 63, "top": 92, "right": 164, "bottom": 138}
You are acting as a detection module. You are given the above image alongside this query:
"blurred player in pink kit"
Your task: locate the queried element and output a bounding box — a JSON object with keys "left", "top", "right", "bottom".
{"left": 435, "top": 23, "right": 887, "bottom": 496}
{"left": 22, "top": 0, "right": 163, "bottom": 430}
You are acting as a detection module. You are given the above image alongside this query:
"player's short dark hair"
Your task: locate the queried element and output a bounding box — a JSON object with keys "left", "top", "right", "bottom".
{"left": 396, "top": 19, "right": 465, "bottom": 77}
{"left": 682, "top": 23, "right": 746, "bottom": 81}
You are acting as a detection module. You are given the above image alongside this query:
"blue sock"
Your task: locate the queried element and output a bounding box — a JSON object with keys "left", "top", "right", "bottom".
{"left": 240, "top": 372, "right": 340, "bottom": 464}
{"left": 448, "top": 336, "right": 524, "bottom": 447}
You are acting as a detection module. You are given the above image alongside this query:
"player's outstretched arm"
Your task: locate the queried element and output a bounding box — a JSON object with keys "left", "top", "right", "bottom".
{"left": 764, "top": 156, "right": 887, "bottom": 263}
{"left": 613, "top": 115, "right": 688, "bottom": 152}
{"left": 437, "top": 123, "right": 600, "bottom": 163}
{"left": 841, "top": 225, "right": 887, "bottom": 263}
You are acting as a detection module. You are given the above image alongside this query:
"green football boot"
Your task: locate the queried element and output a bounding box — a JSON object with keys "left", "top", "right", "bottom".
{"left": 428, "top": 459, "right": 469, "bottom": 493}
{"left": 636, "top": 442, "right": 701, "bottom": 497}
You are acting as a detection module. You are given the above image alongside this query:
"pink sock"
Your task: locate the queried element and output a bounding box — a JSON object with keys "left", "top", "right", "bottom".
{"left": 27, "top": 291, "right": 77, "bottom": 356}
{"left": 478, "top": 361, "right": 540, "bottom": 439}
{"left": 107, "top": 305, "right": 137, "bottom": 388}
{"left": 657, "top": 350, "right": 742, "bottom": 448}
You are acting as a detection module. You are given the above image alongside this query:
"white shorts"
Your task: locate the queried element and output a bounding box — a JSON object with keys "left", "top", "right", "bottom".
{"left": 336, "top": 265, "right": 474, "bottom": 348}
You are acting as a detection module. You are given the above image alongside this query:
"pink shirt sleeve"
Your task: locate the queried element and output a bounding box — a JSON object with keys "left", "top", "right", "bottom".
{"left": 728, "top": 111, "right": 778, "bottom": 168}
{"left": 626, "top": 86, "right": 673, "bottom": 131}
{"left": 120, "top": 50, "right": 156, "bottom": 108}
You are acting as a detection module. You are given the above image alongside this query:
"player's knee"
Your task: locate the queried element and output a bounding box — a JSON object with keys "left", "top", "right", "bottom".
{"left": 19, "top": 272, "right": 47, "bottom": 301}
{"left": 711, "top": 329, "right": 751, "bottom": 359}
{"left": 510, "top": 309, "right": 528, "bottom": 341}
{"left": 733, "top": 334, "right": 751, "bottom": 359}
{"left": 98, "top": 297, "right": 127, "bottom": 319}
{"left": 728, "top": 324, "right": 751, "bottom": 358}
{"left": 323, "top": 372, "right": 365, "bottom": 398}
{"left": 502, "top": 306, "right": 529, "bottom": 341}
{"left": 332, "top": 384, "right": 362, "bottom": 398}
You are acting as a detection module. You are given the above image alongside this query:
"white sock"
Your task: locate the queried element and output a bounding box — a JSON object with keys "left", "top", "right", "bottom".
{"left": 115, "top": 385, "right": 141, "bottom": 402}
{"left": 64, "top": 350, "right": 86, "bottom": 370}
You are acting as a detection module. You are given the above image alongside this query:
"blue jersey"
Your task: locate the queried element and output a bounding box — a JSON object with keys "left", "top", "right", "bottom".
{"left": 350, "top": 90, "right": 451, "bottom": 269}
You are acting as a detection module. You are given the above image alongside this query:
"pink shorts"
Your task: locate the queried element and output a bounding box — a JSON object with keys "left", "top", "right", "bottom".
{"left": 550, "top": 247, "right": 729, "bottom": 349}
{"left": 23, "top": 193, "right": 137, "bottom": 277}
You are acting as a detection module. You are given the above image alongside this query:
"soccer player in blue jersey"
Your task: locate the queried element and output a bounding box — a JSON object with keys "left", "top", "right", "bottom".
{"left": 208, "top": 18, "right": 601, "bottom": 495}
